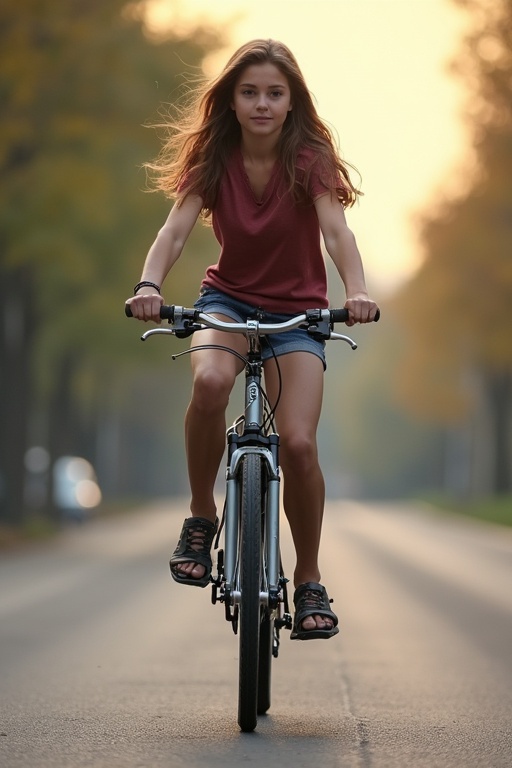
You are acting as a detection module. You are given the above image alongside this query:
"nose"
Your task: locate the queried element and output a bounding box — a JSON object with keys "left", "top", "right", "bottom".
{"left": 256, "top": 94, "right": 269, "bottom": 111}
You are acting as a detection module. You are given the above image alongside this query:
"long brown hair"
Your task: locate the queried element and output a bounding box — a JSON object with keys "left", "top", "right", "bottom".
{"left": 146, "top": 39, "right": 361, "bottom": 213}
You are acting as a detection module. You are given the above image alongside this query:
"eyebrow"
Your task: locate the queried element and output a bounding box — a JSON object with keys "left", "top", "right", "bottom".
{"left": 238, "top": 82, "right": 287, "bottom": 89}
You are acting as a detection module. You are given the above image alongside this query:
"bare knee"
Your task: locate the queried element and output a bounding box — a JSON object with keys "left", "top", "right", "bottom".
{"left": 280, "top": 433, "right": 319, "bottom": 475}
{"left": 190, "top": 367, "right": 234, "bottom": 415}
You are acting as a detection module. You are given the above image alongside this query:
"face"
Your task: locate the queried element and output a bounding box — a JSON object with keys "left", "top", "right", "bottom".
{"left": 231, "top": 62, "right": 292, "bottom": 141}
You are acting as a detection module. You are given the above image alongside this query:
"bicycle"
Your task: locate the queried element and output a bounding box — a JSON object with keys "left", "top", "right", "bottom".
{"left": 126, "top": 302, "right": 375, "bottom": 731}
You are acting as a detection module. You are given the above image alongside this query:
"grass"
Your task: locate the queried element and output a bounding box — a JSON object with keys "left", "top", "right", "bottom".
{"left": 421, "top": 493, "right": 512, "bottom": 528}
{"left": 0, "top": 499, "right": 144, "bottom": 551}
{"left": 0, "top": 515, "right": 58, "bottom": 550}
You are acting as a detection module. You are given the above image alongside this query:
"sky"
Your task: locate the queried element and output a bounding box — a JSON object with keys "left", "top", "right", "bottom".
{"left": 146, "top": 0, "right": 471, "bottom": 294}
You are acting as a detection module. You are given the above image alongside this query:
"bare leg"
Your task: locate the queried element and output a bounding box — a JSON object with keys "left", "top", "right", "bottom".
{"left": 174, "top": 321, "right": 245, "bottom": 580}
{"left": 264, "top": 352, "right": 333, "bottom": 632}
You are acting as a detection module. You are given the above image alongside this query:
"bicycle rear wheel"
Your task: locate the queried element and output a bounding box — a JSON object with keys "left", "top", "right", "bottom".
{"left": 237, "top": 453, "right": 263, "bottom": 733}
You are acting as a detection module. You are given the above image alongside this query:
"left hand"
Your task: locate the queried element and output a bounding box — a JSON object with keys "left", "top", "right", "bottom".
{"left": 344, "top": 294, "right": 379, "bottom": 326}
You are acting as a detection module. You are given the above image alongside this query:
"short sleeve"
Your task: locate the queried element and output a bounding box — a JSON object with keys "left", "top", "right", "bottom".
{"left": 177, "top": 167, "right": 204, "bottom": 198}
{"left": 296, "top": 148, "right": 343, "bottom": 202}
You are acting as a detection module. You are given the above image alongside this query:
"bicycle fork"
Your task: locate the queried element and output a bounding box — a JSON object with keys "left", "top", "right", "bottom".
{"left": 211, "top": 436, "right": 291, "bottom": 645}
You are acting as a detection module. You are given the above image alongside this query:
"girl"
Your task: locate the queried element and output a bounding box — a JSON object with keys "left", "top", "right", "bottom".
{"left": 125, "top": 39, "right": 378, "bottom": 640}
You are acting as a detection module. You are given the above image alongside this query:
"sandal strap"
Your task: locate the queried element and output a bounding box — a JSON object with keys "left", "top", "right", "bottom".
{"left": 293, "top": 582, "right": 338, "bottom": 627}
{"left": 170, "top": 516, "right": 218, "bottom": 568}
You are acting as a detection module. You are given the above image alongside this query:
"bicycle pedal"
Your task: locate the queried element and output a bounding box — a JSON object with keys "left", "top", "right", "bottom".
{"left": 275, "top": 613, "right": 293, "bottom": 631}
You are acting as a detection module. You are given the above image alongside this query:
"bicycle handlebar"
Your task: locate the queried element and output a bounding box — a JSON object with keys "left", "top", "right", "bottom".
{"left": 125, "top": 303, "right": 379, "bottom": 348}
{"left": 125, "top": 304, "right": 380, "bottom": 327}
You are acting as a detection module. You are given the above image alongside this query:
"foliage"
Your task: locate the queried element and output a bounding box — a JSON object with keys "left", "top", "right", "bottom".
{"left": 1, "top": 0, "right": 221, "bottom": 354}
{"left": 424, "top": 493, "right": 512, "bottom": 528}
{"left": 0, "top": 1, "right": 224, "bottom": 524}
{"left": 392, "top": 0, "right": 512, "bottom": 494}
{"left": 322, "top": 302, "right": 446, "bottom": 499}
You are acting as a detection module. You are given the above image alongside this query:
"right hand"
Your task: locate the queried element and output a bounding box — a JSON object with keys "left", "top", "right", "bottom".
{"left": 125, "top": 289, "right": 164, "bottom": 323}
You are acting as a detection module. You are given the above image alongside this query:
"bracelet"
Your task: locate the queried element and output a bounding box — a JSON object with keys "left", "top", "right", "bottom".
{"left": 133, "top": 281, "right": 161, "bottom": 295}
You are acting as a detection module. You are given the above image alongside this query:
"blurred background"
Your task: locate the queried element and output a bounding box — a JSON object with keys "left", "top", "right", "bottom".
{"left": 1, "top": 0, "right": 511, "bottom": 536}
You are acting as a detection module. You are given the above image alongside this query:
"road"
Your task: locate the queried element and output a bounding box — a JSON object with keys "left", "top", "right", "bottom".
{"left": 1, "top": 500, "right": 511, "bottom": 768}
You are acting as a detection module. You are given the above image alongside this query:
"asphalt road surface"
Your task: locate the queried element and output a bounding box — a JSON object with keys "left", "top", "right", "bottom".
{"left": 1, "top": 500, "right": 511, "bottom": 768}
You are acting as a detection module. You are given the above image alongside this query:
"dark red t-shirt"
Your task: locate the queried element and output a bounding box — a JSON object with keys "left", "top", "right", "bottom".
{"left": 202, "top": 147, "right": 335, "bottom": 312}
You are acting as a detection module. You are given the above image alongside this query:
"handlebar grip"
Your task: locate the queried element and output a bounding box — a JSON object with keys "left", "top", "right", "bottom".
{"left": 330, "top": 308, "right": 381, "bottom": 323}
{"left": 160, "top": 305, "right": 175, "bottom": 321}
{"left": 124, "top": 304, "right": 176, "bottom": 320}
{"left": 330, "top": 308, "right": 350, "bottom": 323}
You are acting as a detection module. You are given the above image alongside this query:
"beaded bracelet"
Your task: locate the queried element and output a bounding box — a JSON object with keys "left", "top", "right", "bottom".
{"left": 133, "top": 281, "right": 161, "bottom": 295}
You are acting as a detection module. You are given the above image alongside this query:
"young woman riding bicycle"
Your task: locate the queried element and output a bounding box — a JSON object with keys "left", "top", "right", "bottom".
{"left": 125, "top": 39, "right": 379, "bottom": 640}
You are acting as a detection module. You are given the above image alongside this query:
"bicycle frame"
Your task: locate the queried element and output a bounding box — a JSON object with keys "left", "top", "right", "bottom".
{"left": 223, "top": 358, "right": 281, "bottom": 616}
{"left": 133, "top": 303, "right": 364, "bottom": 731}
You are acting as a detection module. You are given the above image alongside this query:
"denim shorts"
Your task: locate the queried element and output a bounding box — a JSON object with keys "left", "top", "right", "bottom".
{"left": 193, "top": 287, "right": 326, "bottom": 369}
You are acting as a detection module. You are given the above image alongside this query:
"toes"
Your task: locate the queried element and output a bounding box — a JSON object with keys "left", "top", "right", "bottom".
{"left": 301, "top": 615, "right": 317, "bottom": 631}
{"left": 175, "top": 561, "right": 206, "bottom": 579}
{"left": 301, "top": 614, "right": 334, "bottom": 632}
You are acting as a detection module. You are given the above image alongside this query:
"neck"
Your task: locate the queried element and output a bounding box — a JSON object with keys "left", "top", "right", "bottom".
{"left": 240, "top": 134, "right": 280, "bottom": 163}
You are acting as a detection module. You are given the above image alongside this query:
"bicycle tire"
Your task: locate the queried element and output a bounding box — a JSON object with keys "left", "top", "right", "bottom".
{"left": 237, "top": 453, "right": 263, "bottom": 733}
{"left": 257, "top": 610, "right": 273, "bottom": 714}
{"left": 257, "top": 481, "right": 273, "bottom": 716}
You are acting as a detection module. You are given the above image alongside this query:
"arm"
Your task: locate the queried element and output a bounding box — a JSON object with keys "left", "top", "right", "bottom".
{"left": 125, "top": 194, "right": 203, "bottom": 323}
{"left": 314, "top": 193, "right": 378, "bottom": 325}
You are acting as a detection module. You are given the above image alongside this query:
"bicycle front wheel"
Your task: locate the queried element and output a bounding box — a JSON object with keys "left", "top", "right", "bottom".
{"left": 237, "top": 452, "right": 263, "bottom": 733}
{"left": 257, "top": 609, "right": 273, "bottom": 715}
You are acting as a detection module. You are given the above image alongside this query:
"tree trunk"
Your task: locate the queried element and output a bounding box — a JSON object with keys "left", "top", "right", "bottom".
{"left": 46, "top": 349, "right": 87, "bottom": 520}
{"left": 0, "top": 265, "right": 35, "bottom": 526}
{"left": 486, "top": 368, "right": 512, "bottom": 495}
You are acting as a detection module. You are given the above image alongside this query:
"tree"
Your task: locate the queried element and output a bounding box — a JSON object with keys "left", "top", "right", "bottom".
{"left": 0, "top": 1, "right": 223, "bottom": 525}
{"left": 393, "top": 0, "right": 512, "bottom": 495}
